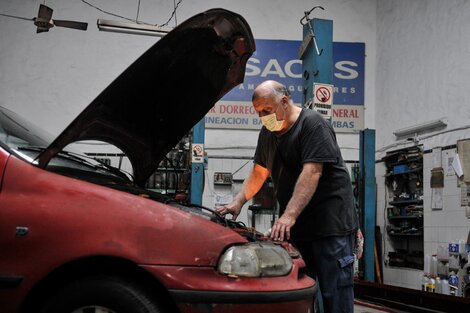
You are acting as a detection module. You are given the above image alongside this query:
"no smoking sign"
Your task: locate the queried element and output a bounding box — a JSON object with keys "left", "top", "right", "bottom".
{"left": 313, "top": 83, "right": 334, "bottom": 119}
{"left": 191, "top": 143, "right": 204, "bottom": 163}
{"left": 314, "top": 83, "right": 333, "bottom": 105}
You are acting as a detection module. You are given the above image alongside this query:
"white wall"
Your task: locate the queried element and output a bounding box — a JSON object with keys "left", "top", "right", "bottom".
{"left": 376, "top": 0, "right": 470, "bottom": 155}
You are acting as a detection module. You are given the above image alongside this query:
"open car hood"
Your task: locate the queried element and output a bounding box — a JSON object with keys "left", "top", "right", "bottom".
{"left": 37, "top": 8, "right": 255, "bottom": 186}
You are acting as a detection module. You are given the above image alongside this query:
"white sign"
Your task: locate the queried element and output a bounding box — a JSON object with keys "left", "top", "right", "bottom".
{"left": 205, "top": 101, "right": 262, "bottom": 130}
{"left": 191, "top": 143, "right": 204, "bottom": 163}
{"left": 331, "top": 105, "right": 364, "bottom": 132}
{"left": 214, "top": 194, "right": 234, "bottom": 209}
{"left": 313, "top": 83, "right": 334, "bottom": 118}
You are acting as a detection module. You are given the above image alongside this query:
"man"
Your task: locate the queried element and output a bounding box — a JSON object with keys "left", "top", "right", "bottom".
{"left": 216, "top": 80, "right": 358, "bottom": 313}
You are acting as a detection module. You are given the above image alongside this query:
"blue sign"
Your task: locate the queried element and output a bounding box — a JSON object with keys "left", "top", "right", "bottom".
{"left": 449, "top": 243, "right": 460, "bottom": 254}
{"left": 222, "top": 39, "right": 365, "bottom": 106}
{"left": 333, "top": 42, "right": 365, "bottom": 105}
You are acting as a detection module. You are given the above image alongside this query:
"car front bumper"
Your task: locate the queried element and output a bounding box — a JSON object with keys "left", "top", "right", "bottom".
{"left": 170, "top": 286, "right": 316, "bottom": 313}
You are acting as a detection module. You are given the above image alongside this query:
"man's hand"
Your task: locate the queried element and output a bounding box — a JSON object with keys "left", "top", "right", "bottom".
{"left": 268, "top": 162, "right": 322, "bottom": 242}
{"left": 270, "top": 212, "right": 296, "bottom": 241}
{"left": 215, "top": 199, "right": 243, "bottom": 220}
{"left": 216, "top": 163, "right": 269, "bottom": 221}
{"left": 355, "top": 228, "right": 364, "bottom": 259}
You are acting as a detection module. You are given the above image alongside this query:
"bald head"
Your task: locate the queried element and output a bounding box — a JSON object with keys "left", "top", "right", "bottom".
{"left": 252, "top": 80, "right": 291, "bottom": 102}
{"left": 251, "top": 80, "right": 300, "bottom": 134}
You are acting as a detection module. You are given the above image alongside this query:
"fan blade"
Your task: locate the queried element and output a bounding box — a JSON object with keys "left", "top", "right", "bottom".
{"left": 38, "top": 4, "right": 53, "bottom": 21}
{"left": 0, "top": 13, "right": 34, "bottom": 21}
{"left": 53, "top": 19, "right": 88, "bottom": 31}
{"left": 36, "top": 27, "right": 49, "bottom": 33}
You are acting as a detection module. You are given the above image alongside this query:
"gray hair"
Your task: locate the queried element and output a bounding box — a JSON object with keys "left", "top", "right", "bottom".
{"left": 272, "top": 84, "right": 291, "bottom": 98}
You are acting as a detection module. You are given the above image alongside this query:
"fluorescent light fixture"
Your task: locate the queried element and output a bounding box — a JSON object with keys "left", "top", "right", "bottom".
{"left": 97, "top": 19, "right": 172, "bottom": 37}
{"left": 393, "top": 118, "right": 448, "bottom": 138}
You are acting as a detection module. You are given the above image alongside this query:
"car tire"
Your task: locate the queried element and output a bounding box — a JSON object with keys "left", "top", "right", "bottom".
{"left": 39, "top": 276, "right": 162, "bottom": 313}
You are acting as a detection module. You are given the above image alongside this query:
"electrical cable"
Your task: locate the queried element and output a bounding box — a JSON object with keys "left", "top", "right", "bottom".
{"left": 173, "top": 0, "right": 177, "bottom": 26}
{"left": 383, "top": 176, "right": 388, "bottom": 265}
{"left": 81, "top": 0, "right": 184, "bottom": 27}
{"left": 159, "top": 0, "right": 183, "bottom": 27}
{"left": 81, "top": 0, "right": 150, "bottom": 24}
{"left": 136, "top": 0, "right": 141, "bottom": 23}
{"left": 232, "top": 160, "right": 251, "bottom": 177}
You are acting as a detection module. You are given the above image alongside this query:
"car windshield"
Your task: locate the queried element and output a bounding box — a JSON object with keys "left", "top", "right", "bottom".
{"left": 0, "top": 106, "right": 131, "bottom": 183}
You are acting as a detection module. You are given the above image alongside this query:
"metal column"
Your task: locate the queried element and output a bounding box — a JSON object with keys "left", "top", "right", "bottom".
{"left": 299, "top": 16, "right": 333, "bottom": 313}
{"left": 300, "top": 18, "right": 333, "bottom": 106}
{"left": 359, "top": 129, "right": 376, "bottom": 282}
{"left": 190, "top": 118, "right": 205, "bottom": 205}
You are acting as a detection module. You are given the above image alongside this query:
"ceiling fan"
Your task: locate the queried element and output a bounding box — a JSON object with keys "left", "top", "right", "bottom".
{"left": 0, "top": 2, "right": 88, "bottom": 33}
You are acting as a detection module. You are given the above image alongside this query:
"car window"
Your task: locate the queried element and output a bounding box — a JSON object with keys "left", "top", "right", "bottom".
{"left": 0, "top": 107, "right": 132, "bottom": 183}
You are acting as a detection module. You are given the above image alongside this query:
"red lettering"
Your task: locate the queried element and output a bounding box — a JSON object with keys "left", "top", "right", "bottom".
{"left": 332, "top": 109, "right": 360, "bottom": 119}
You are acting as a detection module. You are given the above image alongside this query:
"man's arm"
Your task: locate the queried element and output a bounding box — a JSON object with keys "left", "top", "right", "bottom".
{"left": 215, "top": 163, "right": 269, "bottom": 220}
{"left": 270, "top": 162, "right": 323, "bottom": 241}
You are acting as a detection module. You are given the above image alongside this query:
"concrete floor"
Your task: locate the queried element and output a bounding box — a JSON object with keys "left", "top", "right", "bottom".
{"left": 354, "top": 300, "right": 402, "bottom": 313}
{"left": 354, "top": 304, "right": 393, "bottom": 313}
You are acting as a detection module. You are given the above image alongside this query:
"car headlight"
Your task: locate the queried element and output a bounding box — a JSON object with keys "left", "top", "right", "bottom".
{"left": 218, "top": 242, "right": 293, "bottom": 277}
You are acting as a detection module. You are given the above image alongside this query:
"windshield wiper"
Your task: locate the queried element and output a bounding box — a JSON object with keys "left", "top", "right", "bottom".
{"left": 63, "top": 150, "right": 133, "bottom": 182}
{"left": 17, "top": 146, "right": 132, "bottom": 182}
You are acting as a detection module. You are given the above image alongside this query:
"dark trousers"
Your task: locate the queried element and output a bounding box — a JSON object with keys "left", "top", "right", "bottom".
{"left": 292, "top": 234, "right": 355, "bottom": 313}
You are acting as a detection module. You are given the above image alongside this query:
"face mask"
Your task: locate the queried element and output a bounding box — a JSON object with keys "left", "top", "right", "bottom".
{"left": 260, "top": 113, "right": 284, "bottom": 132}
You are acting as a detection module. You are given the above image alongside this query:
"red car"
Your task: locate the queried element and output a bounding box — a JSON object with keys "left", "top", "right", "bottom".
{"left": 0, "top": 8, "right": 316, "bottom": 313}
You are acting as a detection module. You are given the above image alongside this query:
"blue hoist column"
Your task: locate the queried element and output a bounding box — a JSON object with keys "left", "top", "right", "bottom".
{"left": 299, "top": 15, "right": 333, "bottom": 114}
{"left": 190, "top": 118, "right": 205, "bottom": 205}
{"left": 359, "top": 129, "right": 376, "bottom": 282}
{"left": 299, "top": 11, "right": 333, "bottom": 313}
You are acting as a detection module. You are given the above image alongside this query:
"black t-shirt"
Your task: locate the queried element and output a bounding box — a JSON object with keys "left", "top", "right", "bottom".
{"left": 254, "top": 109, "right": 358, "bottom": 240}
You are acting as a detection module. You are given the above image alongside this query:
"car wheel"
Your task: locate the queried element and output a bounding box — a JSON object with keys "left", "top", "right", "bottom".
{"left": 39, "top": 276, "right": 162, "bottom": 313}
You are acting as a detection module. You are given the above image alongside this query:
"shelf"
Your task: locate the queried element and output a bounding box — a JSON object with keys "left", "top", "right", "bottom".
{"left": 388, "top": 215, "right": 422, "bottom": 221}
{"left": 385, "top": 146, "right": 424, "bottom": 266}
{"left": 148, "top": 188, "right": 177, "bottom": 194}
{"left": 157, "top": 168, "right": 187, "bottom": 172}
{"left": 387, "top": 263, "right": 423, "bottom": 270}
{"left": 386, "top": 167, "right": 423, "bottom": 176}
{"left": 389, "top": 156, "right": 423, "bottom": 167}
{"left": 381, "top": 146, "right": 422, "bottom": 160}
{"left": 389, "top": 199, "right": 423, "bottom": 206}
{"left": 388, "top": 232, "right": 423, "bottom": 237}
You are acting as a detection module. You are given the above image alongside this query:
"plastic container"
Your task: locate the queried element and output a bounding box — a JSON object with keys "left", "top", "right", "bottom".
{"left": 435, "top": 277, "right": 442, "bottom": 294}
{"left": 437, "top": 245, "right": 448, "bottom": 260}
{"left": 448, "top": 272, "right": 459, "bottom": 296}
{"left": 441, "top": 278, "right": 450, "bottom": 295}
{"left": 449, "top": 256, "right": 459, "bottom": 271}
{"left": 431, "top": 255, "right": 438, "bottom": 277}
{"left": 424, "top": 254, "right": 431, "bottom": 274}
{"left": 437, "top": 260, "right": 449, "bottom": 276}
